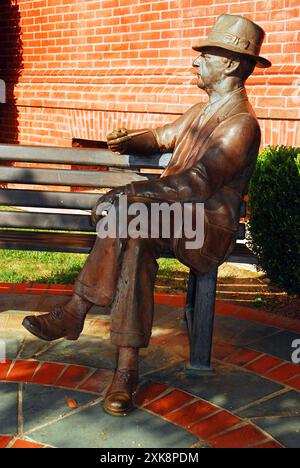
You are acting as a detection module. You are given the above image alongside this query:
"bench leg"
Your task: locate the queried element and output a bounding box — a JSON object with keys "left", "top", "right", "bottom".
{"left": 181, "top": 271, "right": 196, "bottom": 332}
{"left": 185, "top": 267, "right": 218, "bottom": 376}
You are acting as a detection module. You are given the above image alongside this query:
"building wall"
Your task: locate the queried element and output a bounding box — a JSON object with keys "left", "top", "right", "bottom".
{"left": 0, "top": 0, "right": 299, "bottom": 149}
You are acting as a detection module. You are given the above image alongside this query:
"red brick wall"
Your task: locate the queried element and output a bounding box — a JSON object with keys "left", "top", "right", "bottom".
{"left": 0, "top": 0, "right": 299, "bottom": 149}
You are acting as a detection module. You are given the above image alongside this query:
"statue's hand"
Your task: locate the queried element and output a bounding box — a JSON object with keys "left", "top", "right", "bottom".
{"left": 107, "top": 128, "right": 131, "bottom": 154}
{"left": 91, "top": 186, "right": 129, "bottom": 227}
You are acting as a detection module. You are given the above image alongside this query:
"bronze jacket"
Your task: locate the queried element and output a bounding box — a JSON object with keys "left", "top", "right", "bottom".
{"left": 124, "top": 87, "right": 261, "bottom": 274}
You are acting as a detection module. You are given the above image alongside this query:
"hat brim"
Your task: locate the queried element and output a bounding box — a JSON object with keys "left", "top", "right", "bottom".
{"left": 192, "top": 42, "right": 272, "bottom": 68}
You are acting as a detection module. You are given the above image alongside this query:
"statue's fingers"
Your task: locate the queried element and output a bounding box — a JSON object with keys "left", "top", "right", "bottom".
{"left": 107, "top": 131, "right": 120, "bottom": 141}
{"left": 107, "top": 129, "right": 128, "bottom": 141}
{"left": 109, "top": 135, "right": 130, "bottom": 145}
{"left": 108, "top": 146, "right": 122, "bottom": 154}
{"left": 107, "top": 129, "right": 122, "bottom": 137}
{"left": 108, "top": 142, "right": 122, "bottom": 150}
{"left": 117, "top": 128, "right": 127, "bottom": 135}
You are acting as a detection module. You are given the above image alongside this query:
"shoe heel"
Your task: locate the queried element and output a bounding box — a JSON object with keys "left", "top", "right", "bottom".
{"left": 65, "top": 323, "right": 83, "bottom": 341}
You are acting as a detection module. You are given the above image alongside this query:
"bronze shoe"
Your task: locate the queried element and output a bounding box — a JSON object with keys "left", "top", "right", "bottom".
{"left": 103, "top": 369, "right": 138, "bottom": 417}
{"left": 22, "top": 306, "right": 86, "bottom": 342}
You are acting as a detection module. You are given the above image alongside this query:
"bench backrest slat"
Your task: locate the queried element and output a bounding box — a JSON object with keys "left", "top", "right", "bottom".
{"left": 0, "top": 166, "right": 154, "bottom": 188}
{"left": 0, "top": 189, "right": 100, "bottom": 210}
{"left": 0, "top": 144, "right": 172, "bottom": 169}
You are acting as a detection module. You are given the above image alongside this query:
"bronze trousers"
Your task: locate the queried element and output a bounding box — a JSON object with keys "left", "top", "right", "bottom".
{"left": 73, "top": 205, "right": 172, "bottom": 348}
{"left": 73, "top": 199, "right": 225, "bottom": 348}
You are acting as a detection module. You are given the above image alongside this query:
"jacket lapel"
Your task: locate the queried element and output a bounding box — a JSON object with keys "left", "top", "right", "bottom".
{"left": 162, "top": 88, "right": 248, "bottom": 177}
{"left": 184, "top": 88, "right": 249, "bottom": 166}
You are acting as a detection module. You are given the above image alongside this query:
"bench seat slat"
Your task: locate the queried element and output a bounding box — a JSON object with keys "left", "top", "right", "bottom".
{"left": 0, "top": 230, "right": 257, "bottom": 262}
{"left": 0, "top": 230, "right": 96, "bottom": 254}
{"left": 0, "top": 212, "right": 94, "bottom": 232}
{"left": 0, "top": 189, "right": 247, "bottom": 218}
{"left": 0, "top": 211, "right": 246, "bottom": 240}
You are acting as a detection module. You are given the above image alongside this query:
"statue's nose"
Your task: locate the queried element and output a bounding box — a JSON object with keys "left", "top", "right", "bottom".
{"left": 193, "top": 55, "right": 202, "bottom": 67}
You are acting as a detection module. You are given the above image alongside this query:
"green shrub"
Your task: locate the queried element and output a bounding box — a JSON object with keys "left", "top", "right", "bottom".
{"left": 248, "top": 145, "right": 300, "bottom": 296}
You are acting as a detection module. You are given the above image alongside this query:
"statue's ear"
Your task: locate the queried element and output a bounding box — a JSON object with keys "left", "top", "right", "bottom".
{"left": 224, "top": 59, "right": 240, "bottom": 76}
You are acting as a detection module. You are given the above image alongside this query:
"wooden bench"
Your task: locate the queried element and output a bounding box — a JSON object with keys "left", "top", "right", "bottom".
{"left": 0, "top": 143, "right": 257, "bottom": 375}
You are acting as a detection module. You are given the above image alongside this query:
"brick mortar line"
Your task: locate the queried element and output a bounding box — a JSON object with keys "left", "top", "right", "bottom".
{"left": 222, "top": 349, "right": 279, "bottom": 368}
{"left": 0, "top": 435, "right": 49, "bottom": 449}
{"left": 138, "top": 385, "right": 177, "bottom": 408}
{"left": 20, "top": 5, "right": 300, "bottom": 20}
{"left": 2, "top": 67, "right": 300, "bottom": 76}
{"left": 15, "top": 436, "right": 51, "bottom": 449}
{"left": 15, "top": 334, "right": 31, "bottom": 361}
{"left": 39, "top": 361, "right": 68, "bottom": 385}
{"left": 5, "top": 436, "right": 18, "bottom": 449}
{"left": 74, "top": 367, "right": 99, "bottom": 391}
{"left": 22, "top": 396, "right": 104, "bottom": 440}
{"left": 11, "top": 78, "right": 300, "bottom": 85}
{"left": 33, "top": 341, "right": 67, "bottom": 359}
{"left": 0, "top": 377, "right": 104, "bottom": 397}
{"left": 30, "top": 361, "right": 43, "bottom": 382}
{"left": 232, "top": 388, "right": 292, "bottom": 415}
{"left": 17, "top": 384, "right": 23, "bottom": 437}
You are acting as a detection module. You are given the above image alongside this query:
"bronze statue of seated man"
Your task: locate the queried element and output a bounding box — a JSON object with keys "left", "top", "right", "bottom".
{"left": 22, "top": 15, "right": 271, "bottom": 417}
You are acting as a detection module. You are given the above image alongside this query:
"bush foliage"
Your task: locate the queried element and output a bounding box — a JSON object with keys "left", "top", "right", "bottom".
{"left": 248, "top": 145, "right": 300, "bottom": 296}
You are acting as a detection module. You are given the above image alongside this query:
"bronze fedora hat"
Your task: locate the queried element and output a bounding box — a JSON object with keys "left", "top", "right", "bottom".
{"left": 193, "top": 14, "right": 272, "bottom": 68}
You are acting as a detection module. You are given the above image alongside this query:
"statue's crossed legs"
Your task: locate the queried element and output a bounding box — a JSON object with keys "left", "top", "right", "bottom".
{"left": 75, "top": 233, "right": 169, "bottom": 349}
{"left": 23, "top": 200, "right": 174, "bottom": 416}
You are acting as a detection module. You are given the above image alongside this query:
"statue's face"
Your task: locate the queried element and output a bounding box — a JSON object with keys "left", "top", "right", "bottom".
{"left": 193, "top": 49, "right": 234, "bottom": 90}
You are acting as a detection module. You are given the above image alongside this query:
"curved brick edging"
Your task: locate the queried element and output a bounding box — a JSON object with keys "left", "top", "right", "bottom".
{"left": 0, "top": 360, "right": 113, "bottom": 395}
{"left": 215, "top": 302, "right": 300, "bottom": 334}
{"left": 136, "top": 382, "right": 283, "bottom": 449}
{"left": 0, "top": 360, "right": 284, "bottom": 449}
{"left": 213, "top": 341, "right": 300, "bottom": 391}
{"left": 0, "top": 282, "right": 299, "bottom": 334}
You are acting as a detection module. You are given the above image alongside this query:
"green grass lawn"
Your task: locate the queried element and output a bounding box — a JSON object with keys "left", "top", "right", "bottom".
{"left": 0, "top": 250, "right": 189, "bottom": 294}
